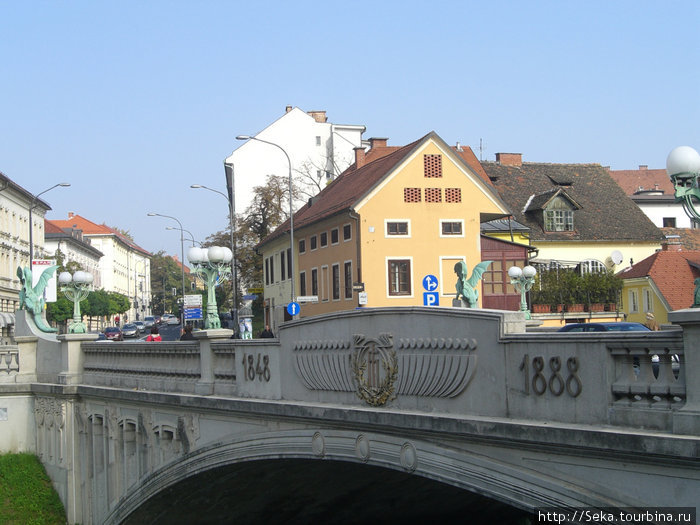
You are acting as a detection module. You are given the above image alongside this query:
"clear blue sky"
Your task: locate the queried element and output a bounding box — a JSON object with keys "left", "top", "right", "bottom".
{"left": 2, "top": 1, "right": 699, "bottom": 262}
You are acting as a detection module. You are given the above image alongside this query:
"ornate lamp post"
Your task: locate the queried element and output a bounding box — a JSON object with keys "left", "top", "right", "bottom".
{"left": 58, "top": 270, "right": 93, "bottom": 333}
{"left": 508, "top": 265, "right": 537, "bottom": 320}
{"left": 187, "top": 246, "right": 232, "bottom": 329}
{"left": 666, "top": 146, "right": 700, "bottom": 220}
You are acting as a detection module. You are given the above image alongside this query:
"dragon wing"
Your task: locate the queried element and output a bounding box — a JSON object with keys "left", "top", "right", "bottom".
{"left": 33, "top": 265, "right": 59, "bottom": 294}
{"left": 466, "top": 261, "right": 492, "bottom": 288}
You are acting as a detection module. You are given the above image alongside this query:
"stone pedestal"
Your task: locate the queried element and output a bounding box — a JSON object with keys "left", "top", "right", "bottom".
{"left": 668, "top": 308, "right": 700, "bottom": 435}
{"left": 194, "top": 328, "right": 233, "bottom": 395}
{"left": 56, "top": 333, "right": 99, "bottom": 385}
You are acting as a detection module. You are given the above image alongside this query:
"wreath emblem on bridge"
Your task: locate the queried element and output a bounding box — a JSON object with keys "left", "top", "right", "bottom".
{"left": 351, "top": 333, "right": 398, "bottom": 406}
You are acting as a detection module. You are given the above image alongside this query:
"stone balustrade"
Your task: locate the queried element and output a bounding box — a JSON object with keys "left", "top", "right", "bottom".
{"left": 0, "top": 345, "right": 19, "bottom": 378}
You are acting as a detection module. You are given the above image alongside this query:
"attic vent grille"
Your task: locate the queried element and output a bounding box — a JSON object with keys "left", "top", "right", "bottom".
{"left": 425, "top": 188, "right": 442, "bottom": 202}
{"left": 404, "top": 188, "right": 421, "bottom": 202}
{"left": 446, "top": 188, "right": 462, "bottom": 203}
{"left": 424, "top": 154, "right": 442, "bottom": 178}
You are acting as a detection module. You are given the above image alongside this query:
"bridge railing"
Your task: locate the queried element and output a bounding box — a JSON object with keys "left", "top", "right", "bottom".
{"left": 9, "top": 306, "right": 700, "bottom": 435}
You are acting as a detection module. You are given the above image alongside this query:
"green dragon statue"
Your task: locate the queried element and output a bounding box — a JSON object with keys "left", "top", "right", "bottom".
{"left": 454, "top": 260, "right": 492, "bottom": 308}
{"left": 18, "top": 265, "right": 59, "bottom": 333}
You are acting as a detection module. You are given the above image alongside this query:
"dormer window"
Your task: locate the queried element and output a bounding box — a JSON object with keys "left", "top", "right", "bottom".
{"left": 525, "top": 189, "right": 580, "bottom": 233}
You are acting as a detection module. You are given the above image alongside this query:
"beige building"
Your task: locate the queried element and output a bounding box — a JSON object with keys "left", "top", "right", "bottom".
{"left": 51, "top": 213, "right": 152, "bottom": 323}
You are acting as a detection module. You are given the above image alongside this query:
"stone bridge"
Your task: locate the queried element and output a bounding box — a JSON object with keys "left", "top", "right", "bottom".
{"left": 0, "top": 308, "right": 698, "bottom": 524}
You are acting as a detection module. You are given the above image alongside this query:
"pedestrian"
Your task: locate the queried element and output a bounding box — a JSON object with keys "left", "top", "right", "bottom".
{"left": 146, "top": 325, "right": 162, "bottom": 342}
{"left": 260, "top": 324, "right": 274, "bottom": 338}
{"left": 180, "top": 324, "right": 195, "bottom": 341}
{"left": 645, "top": 312, "right": 659, "bottom": 331}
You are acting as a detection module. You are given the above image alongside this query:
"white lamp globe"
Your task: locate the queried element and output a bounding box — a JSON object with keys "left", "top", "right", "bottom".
{"left": 523, "top": 265, "right": 537, "bottom": 278}
{"left": 187, "top": 247, "right": 204, "bottom": 264}
{"left": 666, "top": 146, "right": 700, "bottom": 177}
{"left": 208, "top": 246, "right": 225, "bottom": 263}
{"left": 86, "top": 273, "right": 94, "bottom": 284}
{"left": 221, "top": 247, "right": 233, "bottom": 263}
{"left": 58, "top": 271, "right": 73, "bottom": 284}
{"left": 508, "top": 266, "right": 523, "bottom": 279}
{"left": 73, "top": 271, "right": 88, "bottom": 283}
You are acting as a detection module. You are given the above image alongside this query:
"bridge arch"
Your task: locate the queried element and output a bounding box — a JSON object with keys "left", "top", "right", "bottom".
{"left": 106, "top": 428, "right": 623, "bottom": 524}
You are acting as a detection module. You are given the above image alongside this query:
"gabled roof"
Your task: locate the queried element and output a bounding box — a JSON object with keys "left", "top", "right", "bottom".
{"left": 482, "top": 160, "right": 664, "bottom": 242}
{"left": 524, "top": 188, "right": 581, "bottom": 213}
{"left": 617, "top": 249, "right": 700, "bottom": 310}
{"left": 259, "top": 132, "right": 510, "bottom": 247}
{"left": 45, "top": 219, "right": 104, "bottom": 258}
{"left": 50, "top": 213, "right": 151, "bottom": 256}
{"left": 608, "top": 167, "right": 673, "bottom": 196}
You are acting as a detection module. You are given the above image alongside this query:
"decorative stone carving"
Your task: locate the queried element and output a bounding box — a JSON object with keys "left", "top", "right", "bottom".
{"left": 311, "top": 432, "right": 325, "bottom": 457}
{"left": 293, "top": 334, "right": 478, "bottom": 404}
{"left": 355, "top": 434, "right": 370, "bottom": 463}
{"left": 400, "top": 442, "right": 417, "bottom": 472}
{"left": 351, "top": 334, "right": 398, "bottom": 407}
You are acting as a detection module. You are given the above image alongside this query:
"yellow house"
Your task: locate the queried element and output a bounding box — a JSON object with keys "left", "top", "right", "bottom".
{"left": 480, "top": 153, "right": 665, "bottom": 327}
{"left": 258, "top": 133, "right": 512, "bottom": 328}
{"left": 617, "top": 246, "right": 700, "bottom": 326}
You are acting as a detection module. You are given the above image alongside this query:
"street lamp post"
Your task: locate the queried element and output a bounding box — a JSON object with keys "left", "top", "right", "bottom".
{"left": 29, "top": 182, "right": 70, "bottom": 267}
{"left": 58, "top": 270, "right": 93, "bottom": 333}
{"left": 235, "top": 135, "right": 295, "bottom": 308}
{"left": 148, "top": 212, "right": 186, "bottom": 325}
{"left": 187, "top": 246, "right": 232, "bottom": 329}
{"left": 190, "top": 182, "right": 238, "bottom": 328}
{"left": 166, "top": 226, "right": 200, "bottom": 247}
{"left": 508, "top": 265, "right": 537, "bottom": 320}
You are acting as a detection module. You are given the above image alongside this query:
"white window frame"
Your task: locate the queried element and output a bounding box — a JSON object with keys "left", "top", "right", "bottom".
{"left": 386, "top": 256, "right": 414, "bottom": 298}
{"left": 628, "top": 289, "right": 639, "bottom": 313}
{"left": 439, "top": 219, "right": 465, "bottom": 238}
{"left": 643, "top": 288, "right": 654, "bottom": 313}
{"left": 384, "top": 219, "right": 411, "bottom": 238}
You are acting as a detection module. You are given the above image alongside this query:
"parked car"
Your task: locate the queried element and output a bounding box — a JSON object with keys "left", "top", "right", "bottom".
{"left": 167, "top": 314, "right": 179, "bottom": 325}
{"left": 133, "top": 321, "right": 145, "bottom": 333}
{"left": 557, "top": 322, "right": 650, "bottom": 332}
{"left": 144, "top": 316, "right": 156, "bottom": 328}
{"left": 103, "top": 326, "right": 123, "bottom": 341}
{"left": 121, "top": 323, "right": 140, "bottom": 338}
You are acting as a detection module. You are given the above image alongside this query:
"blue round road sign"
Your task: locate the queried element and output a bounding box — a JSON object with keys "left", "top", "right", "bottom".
{"left": 422, "top": 274, "right": 439, "bottom": 292}
{"left": 287, "top": 302, "right": 300, "bottom": 316}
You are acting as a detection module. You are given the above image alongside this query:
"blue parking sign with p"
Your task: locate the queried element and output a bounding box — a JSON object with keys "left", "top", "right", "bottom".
{"left": 423, "top": 292, "right": 439, "bottom": 306}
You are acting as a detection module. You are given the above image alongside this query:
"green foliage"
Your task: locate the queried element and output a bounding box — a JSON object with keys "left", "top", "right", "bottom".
{"left": 531, "top": 268, "right": 622, "bottom": 306}
{"left": 150, "top": 251, "right": 188, "bottom": 315}
{"left": 46, "top": 296, "right": 72, "bottom": 324}
{"left": 0, "top": 452, "right": 66, "bottom": 524}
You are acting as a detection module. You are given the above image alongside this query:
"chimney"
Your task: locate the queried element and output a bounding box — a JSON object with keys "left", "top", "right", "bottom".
{"left": 354, "top": 147, "right": 366, "bottom": 168}
{"left": 285, "top": 105, "right": 293, "bottom": 113}
{"left": 369, "top": 137, "right": 388, "bottom": 150}
{"left": 639, "top": 165, "right": 648, "bottom": 170}
{"left": 307, "top": 110, "right": 327, "bottom": 123}
{"left": 496, "top": 153, "right": 522, "bottom": 167}
{"left": 662, "top": 235, "right": 682, "bottom": 251}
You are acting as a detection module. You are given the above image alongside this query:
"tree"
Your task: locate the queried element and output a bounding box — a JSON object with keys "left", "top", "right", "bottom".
{"left": 150, "top": 251, "right": 186, "bottom": 315}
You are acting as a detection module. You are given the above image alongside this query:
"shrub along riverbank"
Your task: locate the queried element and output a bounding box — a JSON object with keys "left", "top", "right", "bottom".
{"left": 0, "top": 452, "right": 66, "bottom": 524}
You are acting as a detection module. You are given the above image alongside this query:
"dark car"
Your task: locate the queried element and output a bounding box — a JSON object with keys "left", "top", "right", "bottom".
{"left": 121, "top": 323, "right": 140, "bottom": 338}
{"left": 103, "top": 326, "right": 123, "bottom": 341}
{"left": 557, "top": 322, "right": 650, "bottom": 332}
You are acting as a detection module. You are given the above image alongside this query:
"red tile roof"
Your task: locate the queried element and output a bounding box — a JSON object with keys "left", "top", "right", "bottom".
{"left": 608, "top": 167, "right": 674, "bottom": 196}
{"left": 44, "top": 219, "right": 64, "bottom": 234}
{"left": 259, "top": 132, "right": 510, "bottom": 248}
{"left": 50, "top": 213, "right": 151, "bottom": 256}
{"left": 617, "top": 249, "right": 700, "bottom": 310}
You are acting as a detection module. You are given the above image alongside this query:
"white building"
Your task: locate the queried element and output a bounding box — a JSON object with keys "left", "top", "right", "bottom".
{"left": 44, "top": 220, "right": 104, "bottom": 288}
{"left": 50, "top": 213, "right": 152, "bottom": 323}
{"left": 0, "top": 171, "right": 53, "bottom": 338}
{"left": 224, "top": 106, "right": 367, "bottom": 213}
{"left": 608, "top": 166, "right": 696, "bottom": 229}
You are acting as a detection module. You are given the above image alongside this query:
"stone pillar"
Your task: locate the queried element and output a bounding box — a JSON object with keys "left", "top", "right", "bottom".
{"left": 56, "top": 333, "right": 98, "bottom": 385}
{"left": 194, "top": 328, "right": 232, "bottom": 395}
{"left": 668, "top": 308, "right": 700, "bottom": 435}
{"left": 14, "top": 335, "right": 38, "bottom": 383}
